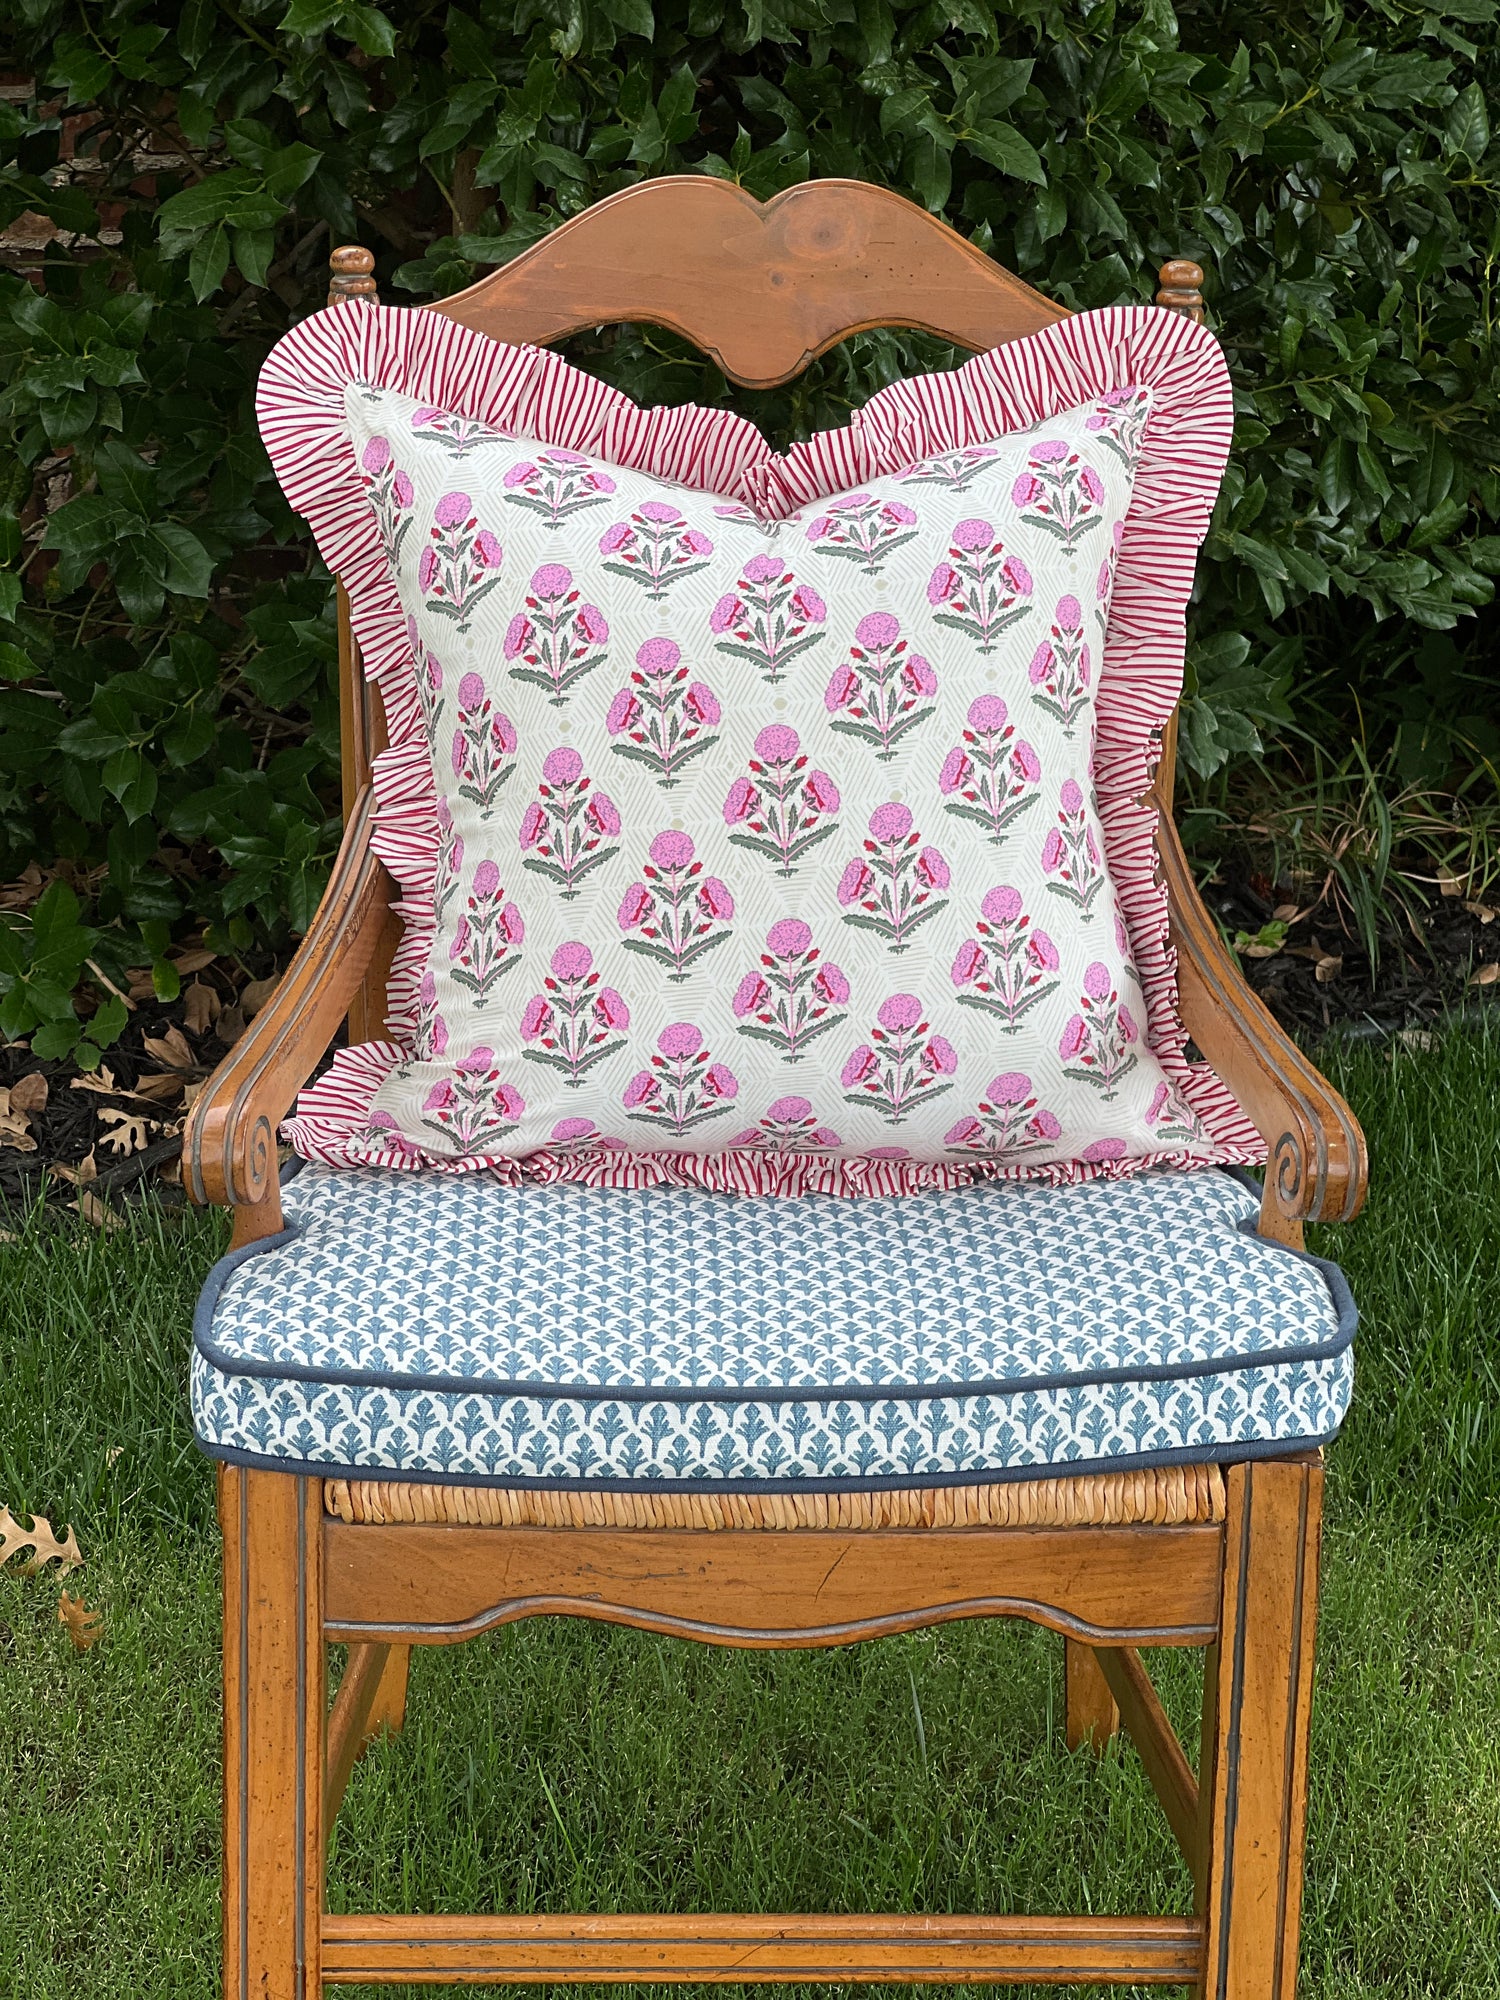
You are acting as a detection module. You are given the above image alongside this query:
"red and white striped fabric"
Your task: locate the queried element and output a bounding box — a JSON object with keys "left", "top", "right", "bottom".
{"left": 256, "top": 299, "right": 1263, "bottom": 1197}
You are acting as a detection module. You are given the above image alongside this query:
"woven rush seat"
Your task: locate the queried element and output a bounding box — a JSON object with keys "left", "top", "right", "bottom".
{"left": 192, "top": 1164, "right": 1354, "bottom": 1490}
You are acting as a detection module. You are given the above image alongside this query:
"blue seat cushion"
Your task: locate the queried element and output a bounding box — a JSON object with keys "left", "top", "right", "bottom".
{"left": 191, "top": 1165, "right": 1354, "bottom": 1490}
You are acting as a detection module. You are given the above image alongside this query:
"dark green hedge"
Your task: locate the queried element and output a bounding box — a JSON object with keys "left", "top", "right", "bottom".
{"left": 2, "top": 0, "right": 1498, "bottom": 1059}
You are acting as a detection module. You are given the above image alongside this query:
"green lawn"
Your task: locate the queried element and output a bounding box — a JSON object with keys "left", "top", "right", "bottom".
{"left": 1, "top": 1030, "right": 1498, "bottom": 1998}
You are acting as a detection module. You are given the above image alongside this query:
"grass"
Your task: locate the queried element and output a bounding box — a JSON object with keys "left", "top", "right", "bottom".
{"left": 1, "top": 1028, "right": 1498, "bottom": 1997}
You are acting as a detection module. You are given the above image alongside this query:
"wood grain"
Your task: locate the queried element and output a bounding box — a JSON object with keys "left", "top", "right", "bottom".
{"left": 322, "top": 1522, "right": 1222, "bottom": 1649}
{"left": 429, "top": 177, "right": 1067, "bottom": 389}
{"left": 1093, "top": 1646, "right": 1201, "bottom": 1881}
{"left": 1064, "top": 1639, "right": 1120, "bottom": 1751}
{"left": 320, "top": 1910, "right": 1203, "bottom": 1985}
{"left": 323, "top": 1643, "right": 393, "bottom": 1832}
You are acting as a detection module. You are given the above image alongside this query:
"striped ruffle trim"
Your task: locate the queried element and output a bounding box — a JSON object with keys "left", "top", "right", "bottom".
{"left": 257, "top": 297, "right": 1265, "bottom": 1196}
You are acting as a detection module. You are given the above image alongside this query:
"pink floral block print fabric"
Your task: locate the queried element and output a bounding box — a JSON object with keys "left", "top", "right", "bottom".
{"left": 256, "top": 300, "right": 1264, "bottom": 1197}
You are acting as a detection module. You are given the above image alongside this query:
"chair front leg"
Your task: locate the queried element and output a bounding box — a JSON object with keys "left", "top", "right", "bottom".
{"left": 1198, "top": 1458, "right": 1323, "bottom": 1999}
{"left": 220, "top": 1466, "right": 325, "bottom": 2000}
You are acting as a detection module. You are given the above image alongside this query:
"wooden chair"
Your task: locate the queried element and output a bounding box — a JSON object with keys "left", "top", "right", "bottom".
{"left": 185, "top": 176, "right": 1367, "bottom": 1997}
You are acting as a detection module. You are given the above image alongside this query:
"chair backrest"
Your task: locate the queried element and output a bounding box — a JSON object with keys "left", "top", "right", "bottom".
{"left": 326, "top": 177, "right": 1204, "bottom": 1033}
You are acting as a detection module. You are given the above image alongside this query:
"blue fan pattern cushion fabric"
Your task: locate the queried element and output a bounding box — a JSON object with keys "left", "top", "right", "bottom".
{"left": 191, "top": 1166, "right": 1353, "bottom": 1489}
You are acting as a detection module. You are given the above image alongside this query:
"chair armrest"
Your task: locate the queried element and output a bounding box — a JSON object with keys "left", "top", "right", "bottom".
{"left": 184, "top": 786, "right": 393, "bottom": 1232}
{"left": 1158, "top": 809, "right": 1368, "bottom": 1236}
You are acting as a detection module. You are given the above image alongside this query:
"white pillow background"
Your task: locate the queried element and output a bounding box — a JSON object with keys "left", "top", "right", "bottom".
{"left": 334, "top": 380, "right": 1216, "bottom": 1180}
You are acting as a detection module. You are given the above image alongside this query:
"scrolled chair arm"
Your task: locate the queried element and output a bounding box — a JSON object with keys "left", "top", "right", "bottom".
{"left": 184, "top": 785, "right": 394, "bottom": 1240}
{"left": 1157, "top": 809, "right": 1368, "bottom": 1243}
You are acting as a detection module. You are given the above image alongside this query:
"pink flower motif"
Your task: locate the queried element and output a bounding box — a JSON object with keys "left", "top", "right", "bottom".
{"left": 422, "top": 1079, "right": 454, "bottom": 1112}
{"left": 618, "top": 882, "right": 654, "bottom": 929}
{"left": 877, "top": 993, "right": 922, "bottom": 1032}
{"left": 703, "top": 1062, "right": 738, "bottom": 1100}
{"left": 504, "top": 612, "right": 532, "bottom": 659}
{"left": 698, "top": 876, "right": 734, "bottom": 919}
{"left": 968, "top": 694, "right": 1008, "bottom": 732}
{"left": 638, "top": 500, "right": 681, "bottom": 523}
{"left": 606, "top": 688, "right": 641, "bottom": 735}
{"left": 944, "top": 1118, "right": 983, "bottom": 1147}
{"left": 418, "top": 546, "right": 438, "bottom": 592}
{"left": 754, "top": 723, "right": 800, "bottom": 764}
{"left": 658, "top": 1022, "right": 702, "bottom": 1059}
{"left": 1083, "top": 1137, "right": 1128, "bottom": 1163}
{"left": 588, "top": 472, "right": 616, "bottom": 494}
{"left": 939, "top": 747, "right": 972, "bottom": 795}
{"left": 636, "top": 638, "right": 681, "bottom": 678}
{"left": 1032, "top": 440, "right": 1069, "bottom": 463}
{"left": 766, "top": 1095, "right": 813, "bottom": 1122}
{"left": 1084, "top": 961, "right": 1112, "bottom": 1001}
{"left": 458, "top": 670, "right": 484, "bottom": 709}
{"left": 551, "top": 941, "right": 593, "bottom": 980}
{"left": 1148, "top": 1081, "right": 1171, "bottom": 1123}
{"left": 472, "top": 858, "right": 500, "bottom": 899}
{"left": 1098, "top": 560, "right": 1112, "bottom": 599}
{"left": 928, "top": 562, "right": 959, "bottom": 605}
{"left": 1032, "top": 1110, "right": 1063, "bottom": 1141}
{"left": 790, "top": 585, "right": 826, "bottom": 622}
{"left": 883, "top": 501, "right": 917, "bottom": 526}
{"left": 1014, "top": 740, "right": 1041, "bottom": 782}
{"left": 1081, "top": 467, "right": 1105, "bottom": 504}
{"left": 650, "top": 829, "right": 695, "bottom": 869}
{"left": 429, "top": 1016, "right": 448, "bottom": 1057}
{"left": 1028, "top": 642, "right": 1054, "bottom": 686}
{"left": 543, "top": 746, "right": 584, "bottom": 787}
{"left": 361, "top": 436, "right": 392, "bottom": 473}
{"left": 501, "top": 902, "right": 524, "bottom": 941}
{"left": 1042, "top": 829, "right": 1066, "bottom": 873}
{"left": 1002, "top": 555, "right": 1032, "bottom": 596}
{"left": 521, "top": 994, "right": 552, "bottom": 1039}
{"left": 982, "top": 885, "right": 1023, "bottom": 924}
{"left": 1056, "top": 594, "right": 1083, "bottom": 631}
{"left": 744, "top": 553, "right": 783, "bottom": 583}
{"left": 926, "top": 1035, "right": 958, "bottom": 1075}
{"left": 951, "top": 517, "right": 993, "bottom": 552}
{"left": 1028, "top": 928, "right": 1060, "bottom": 971}
{"left": 1119, "top": 1004, "right": 1140, "bottom": 1043}
{"left": 551, "top": 1117, "right": 596, "bottom": 1142}
{"left": 902, "top": 654, "right": 937, "bottom": 696}
{"left": 733, "top": 972, "right": 770, "bottom": 1017}
{"left": 576, "top": 604, "right": 608, "bottom": 644}
{"left": 503, "top": 461, "right": 536, "bottom": 487}
{"left": 519, "top": 803, "right": 546, "bottom": 849}
{"left": 723, "top": 777, "right": 758, "bottom": 825}
{"left": 917, "top": 847, "right": 950, "bottom": 890}
{"left": 682, "top": 528, "right": 714, "bottom": 555}
{"left": 766, "top": 918, "right": 812, "bottom": 959}
{"left": 806, "top": 516, "right": 833, "bottom": 539}
{"left": 450, "top": 730, "right": 465, "bottom": 777}
{"left": 1011, "top": 472, "right": 1040, "bottom": 507}
{"left": 588, "top": 791, "right": 620, "bottom": 836}
{"left": 1060, "top": 778, "right": 1085, "bottom": 814}
{"left": 988, "top": 1071, "right": 1032, "bottom": 1106}
{"left": 951, "top": 939, "right": 985, "bottom": 985}
{"left": 855, "top": 611, "right": 901, "bottom": 649}
{"left": 392, "top": 472, "right": 413, "bottom": 507}
{"left": 869, "top": 801, "right": 913, "bottom": 843}
{"left": 622, "top": 1070, "right": 656, "bottom": 1109}
{"left": 824, "top": 664, "right": 859, "bottom": 711}
{"left": 474, "top": 529, "right": 503, "bottom": 568}
{"left": 710, "top": 593, "right": 742, "bottom": 633}
{"left": 804, "top": 769, "right": 840, "bottom": 814}
{"left": 599, "top": 521, "right": 632, "bottom": 554}
{"left": 531, "top": 562, "right": 572, "bottom": 597}
{"left": 841, "top": 1046, "right": 878, "bottom": 1088}
{"left": 815, "top": 961, "right": 849, "bottom": 1004}
{"left": 685, "top": 682, "right": 720, "bottom": 725}
{"left": 434, "top": 491, "right": 471, "bottom": 528}
{"left": 595, "top": 987, "right": 629, "bottom": 1030}
{"left": 838, "top": 858, "right": 873, "bottom": 906}
{"left": 1059, "top": 1015, "right": 1088, "bottom": 1060}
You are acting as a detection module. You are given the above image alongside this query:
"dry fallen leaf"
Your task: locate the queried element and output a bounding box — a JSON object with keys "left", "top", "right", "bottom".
{"left": 132, "top": 1071, "right": 185, "bottom": 1105}
{"left": 182, "top": 979, "right": 221, "bottom": 1034}
{"left": 97, "top": 1106, "right": 157, "bottom": 1156}
{"left": 171, "top": 946, "right": 217, "bottom": 977}
{"left": 0, "top": 860, "right": 48, "bottom": 911}
{"left": 58, "top": 1592, "right": 103, "bottom": 1651}
{"left": 70, "top": 1066, "right": 120, "bottom": 1097}
{"left": 1398, "top": 1028, "right": 1438, "bottom": 1052}
{"left": 0, "top": 1504, "right": 83, "bottom": 1575}
{"left": 76, "top": 1189, "right": 124, "bottom": 1230}
{"left": 157, "top": 1153, "right": 182, "bottom": 1188}
{"left": 50, "top": 1149, "right": 98, "bottom": 1188}
{"left": 1463, "top": 901, "right": 1498, "bottom": 925}
{"left": 9, "top": 1071, "right": 48, "bottom": 1114}
{"left": 1437, "top": 862, "right": 1466, "bottom": 898}
{"left": 0, "top": 1088, "right": 38, "bottom": 1152}
{"left": 105, "top": 1446, "right": 123, "bottom": 1467}
{"left": 126, "top": 967, "right": 157, "bottom": 1002}
{"left": 142, "top": 1024, "right": 195, "bottom": 1070}
{"left": 1271, "top": 903, "right": 1303, "bottom": 924}
{"left": 1315, "top": 955, "right": 1343, "bottom": 984}
{"left": 241, "top": 974, "right": 280, "bottom": 1018}
{"left": 1469, "top": 962, "right": 1500, "bottom": 988}
{"left": 215, "top": 1004, "right": 247, "bottom": 1046}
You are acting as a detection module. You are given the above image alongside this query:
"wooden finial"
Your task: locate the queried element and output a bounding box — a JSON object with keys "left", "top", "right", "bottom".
{"left": 328, "top": 245, "right": 377, "bottom": 309}
{"left": 1156, "top": 258, "right": 1205, "bottom": 324}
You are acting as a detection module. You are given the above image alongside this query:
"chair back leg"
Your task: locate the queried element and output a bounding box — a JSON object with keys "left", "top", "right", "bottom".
{"left": 220, "top": 1466, "right": 326, "bottom": 2000}
{"left": 1198, "top": 1458, "right": 1323, "bottom": 1999}
{"left": 1064, "top": 1639, "right": 1121, "bottom": 1751}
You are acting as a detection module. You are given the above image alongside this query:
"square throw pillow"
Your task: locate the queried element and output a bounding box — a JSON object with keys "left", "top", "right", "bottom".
{"left": 258, "top": 300, "right": 1265, "bottom": 1196}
